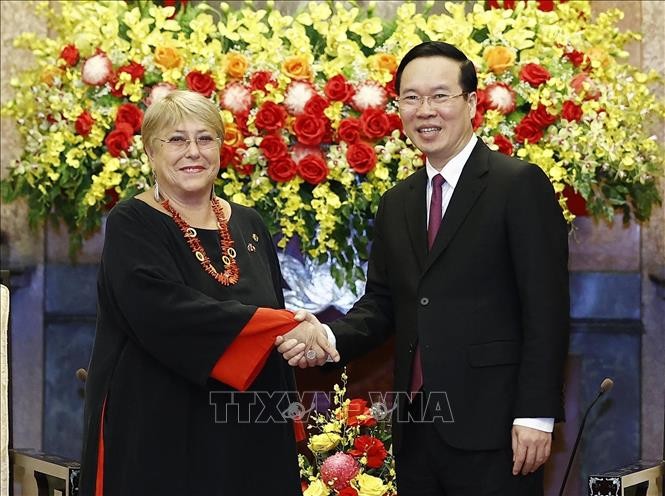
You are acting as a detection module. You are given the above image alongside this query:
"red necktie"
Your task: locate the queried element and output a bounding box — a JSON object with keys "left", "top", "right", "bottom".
{"left": 410, "top": 174, "right": 445, "bottom": 395}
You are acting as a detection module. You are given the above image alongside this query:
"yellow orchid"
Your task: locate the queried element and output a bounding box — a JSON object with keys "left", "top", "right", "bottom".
{"left": 1, "top": 0, "right": 663, "bottom": 292}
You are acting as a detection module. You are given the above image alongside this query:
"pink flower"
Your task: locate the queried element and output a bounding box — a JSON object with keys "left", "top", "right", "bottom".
{"left": 81, "top": 51, "right": 112, "bottom": 86}
{"left": 484, "top": 82, "right": 516, "bottom": 115}
{"left": 351, "top": 82, "right": 387, "bottom": 112}
{"left": 220, "top": 82, "right": 252, "bottom": 115}
{"left": 283, "top": 81, "right": 315, "bottom": 115}
{"left": 145, "top": 83, "right": 176, "bottom": 106}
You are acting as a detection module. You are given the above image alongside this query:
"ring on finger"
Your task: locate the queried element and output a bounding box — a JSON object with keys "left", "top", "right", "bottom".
{"left": 305, "top": 349, "right": 317, "bottom": 360}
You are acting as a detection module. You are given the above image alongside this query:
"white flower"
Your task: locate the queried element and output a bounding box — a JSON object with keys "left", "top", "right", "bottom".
{"left": 351, "top": 82, "right": 387, "bottom": 111}
{"left": 145, "top": 83, "right": 176, "bottom": 106}
{"left": 81, "top": 52, "right": 112, "bottom": 86}
{"left": 220, "top": 82, "right": 252, "bottom": 114}
{"left": 485, "top": 82, "right": 516, "bottom": 115}
{"left": 284, "top": 81, "right": 315, "bottom": 115}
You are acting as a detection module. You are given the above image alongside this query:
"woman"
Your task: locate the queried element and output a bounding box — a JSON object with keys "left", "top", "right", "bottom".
{"left": 80, "top": 90, "right": 336, "bottom": 495}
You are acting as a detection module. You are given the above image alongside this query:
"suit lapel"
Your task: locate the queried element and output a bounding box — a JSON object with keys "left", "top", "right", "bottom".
{"left": 403, "top": 168, "right": 428, "bottom": 272}
{"left": 423, "top": 140, "right": 490, "bottom": 273}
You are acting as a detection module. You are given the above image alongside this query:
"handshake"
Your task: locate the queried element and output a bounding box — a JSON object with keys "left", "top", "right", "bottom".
{"left": 274, "top": 310, "right": 341, "bottom": 368}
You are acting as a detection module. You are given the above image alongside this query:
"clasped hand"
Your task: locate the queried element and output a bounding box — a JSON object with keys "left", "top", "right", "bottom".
{"left": 274, "top": 310, "right": 339, "bottom": 368}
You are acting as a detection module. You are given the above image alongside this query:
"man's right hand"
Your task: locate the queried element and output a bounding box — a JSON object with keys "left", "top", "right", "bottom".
{"left": 275, "top": 310, "right": 339, "bottom": 367}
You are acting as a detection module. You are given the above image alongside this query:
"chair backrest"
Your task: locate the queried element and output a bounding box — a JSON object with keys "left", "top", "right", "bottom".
{"left": 1, "top": 283, "right": 10, "bottom": 495}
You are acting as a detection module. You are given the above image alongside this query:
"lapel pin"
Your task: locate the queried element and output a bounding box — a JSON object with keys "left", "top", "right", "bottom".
{"left": 252, "top": 233, "right": 259, "bottom": 242}
{"left": 247, "top": 243, "right": 256, "bottom": 252}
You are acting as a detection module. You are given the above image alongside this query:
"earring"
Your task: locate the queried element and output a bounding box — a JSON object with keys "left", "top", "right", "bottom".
{"left": 153, "top": 181, "right": 161, "bottom": 202}
{"left": 152, "top": 171, "right": 161, "bottom": 202}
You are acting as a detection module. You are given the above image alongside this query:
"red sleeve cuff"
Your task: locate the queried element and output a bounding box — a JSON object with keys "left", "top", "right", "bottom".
{"left": 210, "top": 308, "right": 297, "bottom": 391}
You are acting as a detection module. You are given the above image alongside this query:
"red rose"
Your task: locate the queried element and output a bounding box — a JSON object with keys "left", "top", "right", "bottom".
{"left": 324, "top": 74, "right": 354, "bottom": 102}
{"left": 304, "top": 95, "right": 329, "bottom": 116}
{"left": 118, "top": 61, "right": 145, "bottom": 81}
{"left": 493, "top": 134, "right": 513, "bottom": 156}
{"left": 475, "top": 88, "right": 488, "bottom": 113}
{"left": 235, "top": 111, "right": 250, "bottom": 136}
{"left": 75, "top": 110, "right": 94, "bottom": 136}
{"left": 385, "top": 71, "right": 398, "bottom": 99}
{"left": 346, "top": 399, "right": 377, "bottom": 427}
{"left": 233, "top": 162, "right": 255, "bottom": 176}
{"left": 250, "top": 70, "right": 275, "bottom": 92}
{"left": 338, "top": 487, "right": 359, "bottom": 496}
{"left": 387, "top": 113, "right": 403, "bottom": 133}
{"left": 514, "top": 116, "right": 544, "bottom": 144}
{"left": 360, "top": 108, "right": 390, "bottom": 140}
{"left": 267, "top": 156, "right": 297, "bottom": 182}
{"left": 562, "top": 185, "right": 588, "bottom": 216}
{"left": 107, "top": 72, "right": 125, "bottom": 98}
{"left": 115, "top": 103, "right": 143, "bottom": 133}
{"left": 346, "top": 142, "right": 377, "bottom": 175}
{"left": 488, "top": 0, "right": 517, "bottom": 8}
{"left": 255, "top": 101, "right": 287, "bottom": 132}
{"left": 337, "top": 118, "right": 361, "bottom": 144}
{"left": 163, "top": 0, "right": 188, "bottom": 17}
{"left": 564, "top": 50, "right": 586, "bottom": 68}
{"left": 104, "top": 188, "right": 119, "bottom": 211}
{"left": 294, "top": 114, "right": 327, "bottom": 146}
{"left": 472, "top": 108, "right": 485, "bottom": 131}
{"left": 537, "top": 0, "right": 555, "bottom": 11}
{"left": 259, "top": 134, "right": 288, "bottom": 161}
{"left": 221, "top": 145, "right": 243, "bottom": 168}
{"left": 529, "top": 104, "right": 557, "bottom": 129}
{"left": 185, "top": 70, "right": 216, "bottom": 97}
{"left": 519, "top": 63, "right": 551, "bottom": 87}
{"left": 561, "top": 100, "right": 583, "bottom": 122}
{"left": 60, "top": 44, "right": 79, "bottom": 66}
{"left": 104, "top": 123, "right": 134, "bottom": 157}
{"left": 297, "top": 154, "right": 328, "bottom": 185}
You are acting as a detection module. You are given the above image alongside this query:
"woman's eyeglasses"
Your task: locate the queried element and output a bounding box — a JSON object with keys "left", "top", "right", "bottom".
{"left": 157, "top": 136, "right": 221, "bottom": 151}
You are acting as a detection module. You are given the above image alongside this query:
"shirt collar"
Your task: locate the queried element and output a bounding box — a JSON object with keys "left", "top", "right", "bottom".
{"left": 425, "top": 134, "right": 478, "bottom": 188}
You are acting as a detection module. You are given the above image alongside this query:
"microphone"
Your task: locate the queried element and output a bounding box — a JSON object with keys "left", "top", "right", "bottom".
{"left": 559, "top": 377, "right": 614, "bottom": 496}
{"left": 75, "top": 368, "right": 88, "bottom": 383}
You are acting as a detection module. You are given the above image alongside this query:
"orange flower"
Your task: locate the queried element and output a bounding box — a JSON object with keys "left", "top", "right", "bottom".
{"left": 343, "top": 399, "right": 377, "bottom": 427}
{"left": 226, "top": 53, "right": 248, "bottom": 79}
{"left": 370, "top": 53, "right": 397, "bottom": 73}
{"left": 154, "top": 46, "right": 183, "bottom": 70}
{"left": 223, "top": 122, "right": 243, "bottom": 148}
{"left": 282, "top": 55, "right": 312, "bottom": 80}
{"left": 586, "top": 47, "right": 610, "bottom": 68}
{"left": 483, "top": 46, "right": 515, "bottom": 75}
{"left": 41, "top": 66, "right": 62, "bottom": 86}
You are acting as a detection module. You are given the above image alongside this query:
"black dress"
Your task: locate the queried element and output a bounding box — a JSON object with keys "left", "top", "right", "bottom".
{"left": 80, "top": 198, "right": 302, "bottom": 495}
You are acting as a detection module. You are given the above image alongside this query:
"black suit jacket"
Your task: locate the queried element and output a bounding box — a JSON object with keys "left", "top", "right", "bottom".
{"left": 330, "top": 139, "right": 570, "bottom": 452}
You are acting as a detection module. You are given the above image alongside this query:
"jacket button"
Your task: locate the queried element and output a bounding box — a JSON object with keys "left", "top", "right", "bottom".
{"left": 420, "top": 297, "right": 429, "bottom": 306}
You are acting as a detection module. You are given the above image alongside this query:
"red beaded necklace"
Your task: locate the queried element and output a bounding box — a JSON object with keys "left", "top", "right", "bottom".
{"left": 161, "top": 197, "right": 240, "bottom": 286}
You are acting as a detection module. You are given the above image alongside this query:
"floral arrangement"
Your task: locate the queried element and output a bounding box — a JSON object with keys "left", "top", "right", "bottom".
{"left": 1, "top": 0, "right": 663, "bottom": 286}
{"left": 299, "top": 371, "right": 395, "bottom": 496}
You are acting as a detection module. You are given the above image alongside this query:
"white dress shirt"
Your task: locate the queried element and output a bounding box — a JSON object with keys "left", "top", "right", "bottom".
{"left": 324, "top": 134, "right": 553, "bottom": 433}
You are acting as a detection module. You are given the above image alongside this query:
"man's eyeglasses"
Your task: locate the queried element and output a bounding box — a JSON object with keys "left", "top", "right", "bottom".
{"left": 398, "top": 92, "right": 467, "bottom": 109}
{"left": 157, "top": 136, "right": 221, "bottom": 151}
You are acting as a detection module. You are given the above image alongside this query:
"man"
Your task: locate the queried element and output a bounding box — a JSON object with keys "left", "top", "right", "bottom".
{"left": 278, "top": 41, "right": 569, "bottom": 495}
